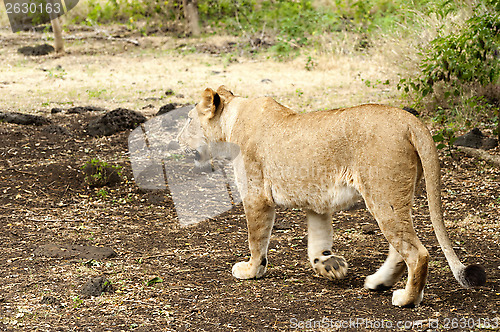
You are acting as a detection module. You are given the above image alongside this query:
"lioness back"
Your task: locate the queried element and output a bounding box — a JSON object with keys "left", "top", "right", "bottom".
{"left": 229, "top": 102, "right": 423, "bottom": 213}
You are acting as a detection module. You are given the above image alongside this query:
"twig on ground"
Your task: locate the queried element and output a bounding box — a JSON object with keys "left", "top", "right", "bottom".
{"left": 121, "top": 299, "right": 158, "bottom": 306}
{"left": 13, "top": 169, "right": 37, "bottom": 176}
{"left": 459, "top": 146, "right": 500, "bottom": 167}
{"left": 65, "top": 25, "right": 140, "bottom": 46}
{"left": 139, "top": 252, "right": 177, "bottom": 260}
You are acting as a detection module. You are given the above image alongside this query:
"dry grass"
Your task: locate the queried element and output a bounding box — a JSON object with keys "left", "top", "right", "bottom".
{"left": 0, "top": 1, "right": 480, "bottom": 117}
{"left": 0, "top": 27, "right": 412, "bottom": 117}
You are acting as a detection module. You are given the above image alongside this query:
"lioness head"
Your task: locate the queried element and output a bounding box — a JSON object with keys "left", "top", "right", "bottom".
{"left": 179, "top": 86, "right": 235, "bottom": 148}
{"left": 192, "top": 85, "right": 235, "bottom": 143}
{"left": 177, "top": 86, "right": 237, "bottom": 170}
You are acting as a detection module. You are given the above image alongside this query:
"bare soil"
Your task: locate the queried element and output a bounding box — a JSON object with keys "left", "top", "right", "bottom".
{"left": 0, "top": 26, "right": 499, "bottom": 332}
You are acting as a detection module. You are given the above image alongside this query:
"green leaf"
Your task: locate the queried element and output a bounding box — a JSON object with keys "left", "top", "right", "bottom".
{"left": 422, "top": 87, "right": 431, "bottom": 97}
{"left": 146, "top": 277, "right": 163, "bottom": 286}
{"left": 436, "top": 143, "right": 446, "bottom": 150}
{"left": 433, "top": 133, "right": 445, "bottom": 142}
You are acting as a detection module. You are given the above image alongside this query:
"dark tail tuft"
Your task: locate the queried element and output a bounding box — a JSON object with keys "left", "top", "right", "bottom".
{"left": 462, "top": 264, "right": 486, "bottom": 287}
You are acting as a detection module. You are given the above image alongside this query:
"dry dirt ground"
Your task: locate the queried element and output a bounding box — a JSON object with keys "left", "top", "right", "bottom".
{"left": 0, "top": 26, "right": 499, "bottom": 331}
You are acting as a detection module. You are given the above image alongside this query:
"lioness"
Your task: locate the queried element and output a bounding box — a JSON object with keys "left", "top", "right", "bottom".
{"left": 179, "top": 86, "right": 486, "bottom": 307}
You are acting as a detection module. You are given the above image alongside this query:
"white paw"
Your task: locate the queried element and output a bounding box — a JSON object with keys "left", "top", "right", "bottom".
{"left": 391, "top": 289, "right": 424, "bottom": 307}
{"left": 312, "top": 254, "right": 348, "bottom": 280}
{"left": 391, "top": 289, "right": 408, "bottom": 307}
{"left": 365, "top": 273, "right": 392, "bottom": 291}
{"left": 232, "top": 261, "right": 266, "bottom": 279}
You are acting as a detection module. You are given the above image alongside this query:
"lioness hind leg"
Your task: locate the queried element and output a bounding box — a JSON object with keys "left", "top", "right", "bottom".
{"left": 365, "top": 202, "right": 429, "bottom": 307}
{"left": 232, "top": 196, "right": 275, "bottom": 280}
{"left": 306, "top": 210, "right": 348, "bottom": 280}
{"left": 365, "top": 244, "right": 406, "bottom": 291}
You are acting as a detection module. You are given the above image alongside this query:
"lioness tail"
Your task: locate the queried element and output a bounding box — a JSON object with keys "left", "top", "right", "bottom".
{"left": 409, "top": 120, "right": 486, "bottom": 288}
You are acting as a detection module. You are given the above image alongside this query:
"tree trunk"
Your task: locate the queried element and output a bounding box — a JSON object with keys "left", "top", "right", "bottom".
{"left": 183, "top": 0, "right": 201, "bottom": 36}
{"left": 51, "top": 17, "right": 64, "bottom": 53}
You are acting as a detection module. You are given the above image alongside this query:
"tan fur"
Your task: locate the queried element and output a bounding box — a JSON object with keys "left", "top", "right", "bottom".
{"left": 178, "top": 86, "right": 484, "bottom": 307}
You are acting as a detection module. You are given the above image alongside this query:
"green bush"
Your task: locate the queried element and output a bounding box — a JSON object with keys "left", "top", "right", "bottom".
{"left": 74, "top": 0, "right": 411, "bottom": 57}
{"left": 198, "top": 0, "right": 341, "bottom": 57}
{"left": 72, "top": 0, "right": 496, "bottom": 63}
{"left": 81, "top": 159, "right": 123, "bottom": 187}
{"left": 399, "top": 2, "right": 500, "bottom": 125}
{"left": 401, "top": 10, "right": 499, "bottom": 98}
{"left": 432, "top": 127, "right": 457, "bottom": 155}
{"left": 76, "top": 0, "right": 181, "bottom": 34}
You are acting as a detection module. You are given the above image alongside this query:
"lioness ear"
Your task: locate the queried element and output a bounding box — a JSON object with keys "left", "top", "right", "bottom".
{"left": 200, "top": 88, "right": 222, "bottom": 119}
{"left": 216, "top": 85, "right": 234, "bottom": 98}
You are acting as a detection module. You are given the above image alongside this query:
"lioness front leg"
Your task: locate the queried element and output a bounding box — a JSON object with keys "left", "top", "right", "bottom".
{"left": 232, "top": 195, "right": 275, "bottom": 279}
{"left": 306, "top": 210, "right": 348, "bottom": 280}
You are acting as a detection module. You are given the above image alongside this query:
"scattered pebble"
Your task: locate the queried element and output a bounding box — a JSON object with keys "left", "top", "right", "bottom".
{"left": 361, "top": 224, "right": 377, "bottom": 235}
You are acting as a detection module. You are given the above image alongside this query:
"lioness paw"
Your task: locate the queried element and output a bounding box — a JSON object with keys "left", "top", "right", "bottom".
{"left": 313, "top": 252, "right": 348, "bottom": 280}
{"left": 365, "top": 274, "right": 393, "bottom": 291}
{"left": 232, "top": 260, "right": 267, "bottom": 279}
{"left": 391, "top": 289, "right": 424, "bottom": 308}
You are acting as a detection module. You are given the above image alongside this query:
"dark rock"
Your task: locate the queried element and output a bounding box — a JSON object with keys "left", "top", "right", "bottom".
{"left": 40, "top": 295, "right": 59, "bottom": 305}
{"left": 18, "top": 44, "right": 54, "bottom": 56}
{"left": 403, "top": 106, "right": 419, "bottom": 116}
{"left": 0, "top": 111, "right": 51, "bottom": 126}
{"left": 454, "top": 128, "right": 483, "bottom": 148}
{"left": 453, "top": 128, "right": 498, "bottom": 150}
{"left": 81, "top": 276, "right": 113, "bottom": 298}
{"left": 68, "top": 106, "right": 107, "bottom": 114}
{"left": 361, "top": 224, "right": 377, "bottom": 235}
{"left": 157, "top": 103, "right": 179, "bottom": 116}
{"left": 33, "top": 244, "right": 117, "bottom": 260}
{"left": 85, "top": 108, "right": 146, "bottom": 136}
{"left": 165, "top": 89, "right": 175, "bottom": 96}
{"left": 51, "top": 108, "right": 63, "bottom": 114}
{"left": 42, "top": 124, "right": 70, "bottom": 136}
